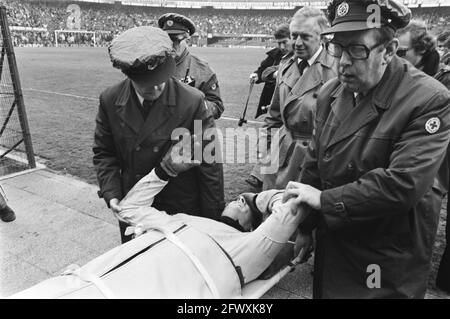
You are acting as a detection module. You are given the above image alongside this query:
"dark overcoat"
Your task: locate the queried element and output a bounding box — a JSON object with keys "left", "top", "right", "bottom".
{"left": 93, "top": 78, "right": 225, "bottom": 233}
{"left": 300, "top": 56, "right": 450, "bottom": 298}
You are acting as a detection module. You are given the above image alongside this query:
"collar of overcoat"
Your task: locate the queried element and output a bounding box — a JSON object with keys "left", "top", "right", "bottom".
{"left": 114, "top": 78, "right": 177, "bottom": 143}
{"left": 283, "top": 47, "right": 336, "bottom": 109}
{"left": 326, "top": 55, "right": 407, "bottom": 149}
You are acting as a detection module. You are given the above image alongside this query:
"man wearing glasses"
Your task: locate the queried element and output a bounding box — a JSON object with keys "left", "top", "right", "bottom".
{"left": 158, "top": 13, "right": 224, "bottom": 119}
{"left": 287, "top": 0, "right": 450, "bottom": 298}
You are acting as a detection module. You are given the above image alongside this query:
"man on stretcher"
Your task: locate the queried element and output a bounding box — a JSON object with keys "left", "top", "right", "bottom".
{"left": 116, "top": 137, "right": 311, "bottom": 284}
{"left": 11, "top": 137, "right": 312, "bottom": 299}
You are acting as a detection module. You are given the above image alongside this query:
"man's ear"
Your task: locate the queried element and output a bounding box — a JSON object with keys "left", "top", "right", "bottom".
{"left": 384, "top": 38, "right": 399, "bottom": 64}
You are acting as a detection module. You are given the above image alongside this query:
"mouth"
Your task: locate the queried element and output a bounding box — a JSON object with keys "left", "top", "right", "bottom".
{"left": 341, "top": 73, "right": 355, "bottom": 80}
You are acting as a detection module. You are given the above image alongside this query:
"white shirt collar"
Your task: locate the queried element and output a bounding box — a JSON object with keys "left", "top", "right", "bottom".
{"left": 135, "top": 90, "right": 145, "bottom": 106}
{"left": 299, "top": 45, "right": 323, "bottom": 67}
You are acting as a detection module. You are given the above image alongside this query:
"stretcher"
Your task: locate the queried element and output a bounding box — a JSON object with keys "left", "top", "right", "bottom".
{"left": 10, "top": 223, "right": 299, "bottom": 299}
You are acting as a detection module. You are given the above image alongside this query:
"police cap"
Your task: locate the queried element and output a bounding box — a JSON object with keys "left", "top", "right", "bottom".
{"left": 158, "top": 13, "right": 196, "bottom": 36}
{"left": 323, "top": 0, "right": 411, "bottom": 35}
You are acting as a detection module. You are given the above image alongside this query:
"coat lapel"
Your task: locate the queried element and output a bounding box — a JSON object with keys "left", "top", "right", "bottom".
{"left": 137, "top": 80, "right": 177, "bottom": 145}
{"left": 115, "top": 79, "right": 144, "bottom": 135}
{"left": 327, "top": 89, "right": 380, "bottom": 149}
{"left": 284, "top": 63, "right": 322, "bottom": 107}
{"left": 283, "top": 49, "right": 334, "bottom": 109}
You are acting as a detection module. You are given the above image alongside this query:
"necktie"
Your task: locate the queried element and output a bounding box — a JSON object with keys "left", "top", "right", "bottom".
{"left": 298, "top": 59, "right": 309, "bottom": 76}
{"left": 142, "top": 100, "right": 153, "bottom": 119}
{"left": 354, "top": 93, "right": 363, "bottom": 108}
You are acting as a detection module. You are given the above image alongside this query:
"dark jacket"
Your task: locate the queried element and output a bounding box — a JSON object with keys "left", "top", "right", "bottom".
{"left": 174, "top": 48, "right": 224, "bottom": 119}
{"left": 300, "top": 56, "right": 450, "bottom": 298}
{"left": 253, "top": 47, "right": 285, "bottom": 118}
{"left": 435, "top": 62, "right": 450, "bottom": 292}
{"left": 435, "top": 63, "right": 450, "bottom": 89}
{"left": 93, "top": 78, "right": 225, "bottom": 222}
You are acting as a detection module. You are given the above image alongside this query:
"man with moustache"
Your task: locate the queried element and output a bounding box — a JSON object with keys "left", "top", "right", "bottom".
{"left": 261, "top": 7, "right": 338, "bottom": 190}
{"left": 287, "top": 0, "right": 450, "bottom": 298}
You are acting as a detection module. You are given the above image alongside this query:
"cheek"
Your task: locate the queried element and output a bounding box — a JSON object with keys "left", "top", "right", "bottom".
{"left": 350, "top": 62, "right": 366, "bottom": 79}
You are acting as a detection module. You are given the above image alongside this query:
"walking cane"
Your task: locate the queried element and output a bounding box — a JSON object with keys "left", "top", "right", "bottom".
{"left": 238, "top": 79, "right": 255, "bottom": 127}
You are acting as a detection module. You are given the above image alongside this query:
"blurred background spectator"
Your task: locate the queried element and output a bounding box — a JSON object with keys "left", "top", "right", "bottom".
{"left": 3, "top": 0, "right": 450, "bottom": 47}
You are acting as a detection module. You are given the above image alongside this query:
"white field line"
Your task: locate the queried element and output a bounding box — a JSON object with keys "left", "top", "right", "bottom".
{"left": 22, "top": 87, "right": 265, "bottom": 125}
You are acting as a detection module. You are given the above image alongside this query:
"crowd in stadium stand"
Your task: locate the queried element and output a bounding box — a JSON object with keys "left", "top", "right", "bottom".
{"left": 3, "top": 0, "right": 450, "bottom": 47}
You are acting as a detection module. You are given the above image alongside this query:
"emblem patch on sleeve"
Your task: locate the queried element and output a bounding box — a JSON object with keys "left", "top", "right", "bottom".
{"left": 425, "top": 117, "right": 440, "bottom": 134}
{"left": 211, "top": 83, "right": 217, "bottom": 90}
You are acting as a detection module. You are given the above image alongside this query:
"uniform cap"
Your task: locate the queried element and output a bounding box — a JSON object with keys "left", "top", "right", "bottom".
{"left": 323, "top": 0, "right": 411, "bottom": 35}
{"left": 158, "top": 13, "right": 196, "bottom": 36}
{"left": 109, "top": 26, "right": 176, "bottom": 85}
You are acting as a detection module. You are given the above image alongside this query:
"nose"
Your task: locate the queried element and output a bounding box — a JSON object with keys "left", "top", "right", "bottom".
{"left": 295, "top": 37, "right": 304, "bottom": 47}
{"left": 339, "top": 49, "right": 352, "bottom": 68}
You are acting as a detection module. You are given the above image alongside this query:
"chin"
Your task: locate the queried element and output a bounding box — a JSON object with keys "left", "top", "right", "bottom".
{"left": 341, "top": 82, "right": 359, "bottom": 92}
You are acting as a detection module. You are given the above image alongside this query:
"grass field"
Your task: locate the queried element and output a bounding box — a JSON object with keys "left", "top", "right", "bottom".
{"left": 12, "top": 46, "right": 448, "bottom": 295}
{"left": 14, "top": 46, "right": 267, "bottom": 198}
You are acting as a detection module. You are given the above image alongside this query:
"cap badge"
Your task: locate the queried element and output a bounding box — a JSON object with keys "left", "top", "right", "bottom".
{"left": 337, "top": 2, "right": 350, "bottom": 17}
{"left": 167, "top": 20, "right": 173, "bottom": 27}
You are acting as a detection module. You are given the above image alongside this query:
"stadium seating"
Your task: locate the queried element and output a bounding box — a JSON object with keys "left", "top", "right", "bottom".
{"left": 4, "top": 0, "right": 450, "bottom": 47}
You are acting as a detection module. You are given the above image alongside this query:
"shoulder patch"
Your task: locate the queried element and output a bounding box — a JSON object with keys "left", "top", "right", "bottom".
{"left": 425, "top": 117, "right": 440, "bottom": 134}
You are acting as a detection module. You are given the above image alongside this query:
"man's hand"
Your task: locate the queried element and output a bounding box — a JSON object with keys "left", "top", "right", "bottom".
{"left": 293, "top": 231, "right": 314, "bottom": 264}
{"left": 261, "top": 66, "right": 278, "bottom": 83}
{"left": 283, "top": 181, "right": 322, "bottom": 210}
{"left": 160, "top": 134, "right": 201, "bottom": 177}
{"left": 249, "top": 72, "right": 258, "bottom": 83}
{"left": 109, "top": 198, "right": 122, "bottom": 214}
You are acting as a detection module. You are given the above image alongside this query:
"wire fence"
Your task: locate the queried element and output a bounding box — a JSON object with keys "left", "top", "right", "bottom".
{"left": 0, "top": 5, "right": 36, "bottom": 176}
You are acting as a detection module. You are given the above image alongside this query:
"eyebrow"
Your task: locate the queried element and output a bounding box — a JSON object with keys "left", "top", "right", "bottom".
{"left": 291, "top": 32, "right": 314, "bottom": 37}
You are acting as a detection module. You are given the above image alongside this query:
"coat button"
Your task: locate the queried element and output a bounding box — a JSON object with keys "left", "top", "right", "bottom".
{"left": 135, "top": 146, "right": 141, "bottom": 151}
{"left": 302, "top": 141, "right": 309, "bottom": 147}
{"left": 324, "top": 152, "right": 331, "bottom": 160}
{"left": 153, "top": 146, "right": 159, "bottom": 152}
{"left": 335, "top": 202, "right": 346, "bottom": 213}
{"left": 347, "top": 162, "right": 354, "bottom": 170}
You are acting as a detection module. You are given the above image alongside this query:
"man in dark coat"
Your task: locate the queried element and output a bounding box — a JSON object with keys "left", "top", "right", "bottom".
{"left": 158, "top": 13, "right": 224, "bottom": 119}
{"left": 287, "top": 0, "right": 450, "bottom": 298}
{"left": 435, "top": 49, "right": 450, "bottom": 295}
{"left": 250, "top": 24, "right": 292, "bottom": 119}
{"left": 93, "top": 26, "right": 224, "bottom": 244}
{"left": 246, "top": 24, "right": 292, "bottom": 189}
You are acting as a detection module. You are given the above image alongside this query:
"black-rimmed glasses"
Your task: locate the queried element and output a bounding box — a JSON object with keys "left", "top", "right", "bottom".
{"left": 326, "top": 41, "right": 386, "bottom": 60}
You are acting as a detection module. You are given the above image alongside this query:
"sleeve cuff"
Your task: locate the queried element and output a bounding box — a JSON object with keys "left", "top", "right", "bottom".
{"left": 155, "top": 165, "right": 170, "bottom": 181}
{"left": 320, "top": 186, "right": 351, "bottom": 230}
{"left": 102, "top": 191, "right": 123, "bottom": 208}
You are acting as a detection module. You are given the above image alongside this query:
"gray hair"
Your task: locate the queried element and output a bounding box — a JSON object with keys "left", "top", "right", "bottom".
{"left": 291, "top": 7, "right": 329, "bottom": 33}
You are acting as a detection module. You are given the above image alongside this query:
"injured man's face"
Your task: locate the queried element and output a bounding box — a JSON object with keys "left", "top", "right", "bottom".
{"left": 220, "top": 196, "right": 255, "bottom": 232}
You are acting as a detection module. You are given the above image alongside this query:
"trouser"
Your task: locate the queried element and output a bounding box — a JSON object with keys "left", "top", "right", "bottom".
{"left": 250, "top": 127, "right": 271, "bottom": 182}
{"left": 436, "top": 199, "right": 450, "bottom": 292}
